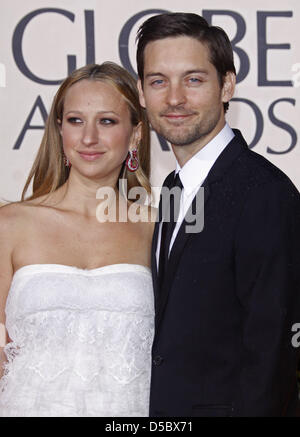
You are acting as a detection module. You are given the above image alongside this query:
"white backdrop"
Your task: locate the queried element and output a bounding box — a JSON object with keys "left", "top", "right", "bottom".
{"left": 0, "top": 0, "right": 299, "bottom": 201}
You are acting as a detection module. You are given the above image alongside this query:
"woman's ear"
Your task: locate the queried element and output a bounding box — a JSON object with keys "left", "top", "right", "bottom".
{"left": 130, "top": 121, "right": 142, "bottom": 151}
{"left": 57, "top": 118, "right": 62, "bottom": 135}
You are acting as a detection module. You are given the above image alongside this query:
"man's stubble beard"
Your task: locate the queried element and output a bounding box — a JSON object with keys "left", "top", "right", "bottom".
{"left": 148, "top": 106, "right": 223, "bottom": 147}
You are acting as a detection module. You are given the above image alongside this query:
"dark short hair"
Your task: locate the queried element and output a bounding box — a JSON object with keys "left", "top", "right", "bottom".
{"left": 136, "top": 12, "right": 236, "bottom": 112}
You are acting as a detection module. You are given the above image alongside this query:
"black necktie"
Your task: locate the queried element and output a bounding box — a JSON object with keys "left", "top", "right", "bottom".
{"left": 158, "top": 173, "right": 183, "bottom": 284}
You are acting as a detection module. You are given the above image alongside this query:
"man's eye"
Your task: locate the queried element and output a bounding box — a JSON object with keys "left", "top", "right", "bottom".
{"left": 67, "top": 117, "right": 82, "bottom": 124}
{"left": 151, "top": 79, "right": 164, "bottom": 86}
{"left": 188, "top": 77, "right": 201, "bottom": 83}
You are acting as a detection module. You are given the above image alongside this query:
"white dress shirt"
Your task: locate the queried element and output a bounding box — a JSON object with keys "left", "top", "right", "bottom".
{"left": 156, "top": 123, "right": 235, "bottom": 269}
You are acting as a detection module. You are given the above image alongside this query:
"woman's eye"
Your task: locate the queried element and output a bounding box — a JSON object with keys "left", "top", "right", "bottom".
{"left": 100, "top": 119, "right": 116, "bottom": 125}
{"left": 67, "top": 117, "right": 82, "bottom": 124}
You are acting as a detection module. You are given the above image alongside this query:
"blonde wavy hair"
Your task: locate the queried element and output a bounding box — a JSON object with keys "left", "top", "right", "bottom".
{"left": 22, "top": 62, "right": 151, "bottom": 201}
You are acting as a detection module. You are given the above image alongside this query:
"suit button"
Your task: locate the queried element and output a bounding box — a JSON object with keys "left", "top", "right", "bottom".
{"left": 153, "top": 355, "right": 164, "bottom": 366}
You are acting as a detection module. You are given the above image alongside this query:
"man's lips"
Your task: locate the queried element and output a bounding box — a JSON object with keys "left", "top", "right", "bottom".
{"left": 162, "top": 113, "right": 194, "bottom": 120}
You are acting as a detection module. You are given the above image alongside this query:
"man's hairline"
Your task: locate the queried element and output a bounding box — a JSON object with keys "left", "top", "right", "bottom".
{"left": 138, "top": 35, "right": 225, "bottom": 89}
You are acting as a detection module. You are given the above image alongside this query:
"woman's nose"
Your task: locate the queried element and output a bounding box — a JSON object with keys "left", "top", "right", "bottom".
{"left": 82, "top": 122, "right": 98, "bottom": 146}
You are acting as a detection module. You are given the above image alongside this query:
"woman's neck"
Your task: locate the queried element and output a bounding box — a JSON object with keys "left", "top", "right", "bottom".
{"left": 55, "top": 171, "right": 120, "bottom": 218}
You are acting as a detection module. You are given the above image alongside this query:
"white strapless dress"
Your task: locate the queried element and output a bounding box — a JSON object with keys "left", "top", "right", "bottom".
{"left": 0, "top": 263, "right": 154, "bottom": 417}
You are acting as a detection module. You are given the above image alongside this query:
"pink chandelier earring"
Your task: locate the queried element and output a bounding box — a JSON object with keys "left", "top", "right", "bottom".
{"left": 125, "top": 148, "right": 139, "bottom": 172}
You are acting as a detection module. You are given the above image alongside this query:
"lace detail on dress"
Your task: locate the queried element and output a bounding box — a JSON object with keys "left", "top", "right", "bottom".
{"left": 0, "top": 264, "right": 154, "bottom": 417}
{"left": 0, "top": 341, "right": 21, "bottom": 393}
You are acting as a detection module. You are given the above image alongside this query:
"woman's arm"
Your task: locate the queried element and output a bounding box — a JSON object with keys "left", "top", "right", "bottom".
{"left": 0, "top": 205, "right": 15, "bottom": 379}
{"left": 0, "top": 327, "right": 8, "bottom": 379}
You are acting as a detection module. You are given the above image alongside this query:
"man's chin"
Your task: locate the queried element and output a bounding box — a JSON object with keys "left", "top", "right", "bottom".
{"left": 161, "top": 133, "right": 199, "bottom": 147}
{"left": 153, "top": 126, "right": 191, "bottom": 146}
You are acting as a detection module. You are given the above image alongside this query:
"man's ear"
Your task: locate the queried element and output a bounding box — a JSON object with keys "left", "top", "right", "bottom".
{"left": 221, "top": 72, "right": 236, "bottom": 104}
{"left": 137, "top": 79, "right": 146, "bottom": 109}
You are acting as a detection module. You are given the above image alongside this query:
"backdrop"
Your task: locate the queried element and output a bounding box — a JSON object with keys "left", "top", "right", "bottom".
{"left": 1, "top": 0, "right": 299, "bottom": 201}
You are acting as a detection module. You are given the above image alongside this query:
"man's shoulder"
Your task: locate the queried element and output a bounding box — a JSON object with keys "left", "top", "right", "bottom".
{"left": 229, "top": 132, "right": 298, "bottom": 195}
{"left": 245, "top": 150, "right": 295, "bottom": 189}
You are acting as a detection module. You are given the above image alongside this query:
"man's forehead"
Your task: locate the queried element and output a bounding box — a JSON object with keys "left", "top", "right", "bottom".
{"left": 143, "top": 36, "right": 212, "bottom": 73}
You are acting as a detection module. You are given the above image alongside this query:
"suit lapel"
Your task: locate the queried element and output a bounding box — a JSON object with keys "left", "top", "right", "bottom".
{"left": 155, "top": 181, "right": 210, "bottom": 328}
{"left": 154, "top": 129, "right": 249, "bottom": 330}
{"left": 151, "top": 171, "right": 176, "bottom": 311}
{"left": 151, "top": 220, "right": 159, "bottom": 309}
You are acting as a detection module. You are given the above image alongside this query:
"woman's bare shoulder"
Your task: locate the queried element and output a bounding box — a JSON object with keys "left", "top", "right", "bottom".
{"left": 0, "top": 204, "right": 26, "bottom": 264}
{"left": 0, "top": 202, "right": 24, "bottom": 221}
{"left": 0, "top": 201, "right": 43, "bottom": 235}
{"left": 0, "top": 200, "right": 38, "bottom": 215}
{"left": 0, "top": 191, "right": 60, "bottom": 216}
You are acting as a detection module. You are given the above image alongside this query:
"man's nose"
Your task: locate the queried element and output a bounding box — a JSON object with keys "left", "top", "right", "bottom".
{"left": 166, "top": 83, "right": 186, "bottom": 107}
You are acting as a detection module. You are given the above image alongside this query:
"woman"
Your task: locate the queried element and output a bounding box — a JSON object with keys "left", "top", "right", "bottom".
{"left": 0, "top": 63, "right": 155, "bottom": 416}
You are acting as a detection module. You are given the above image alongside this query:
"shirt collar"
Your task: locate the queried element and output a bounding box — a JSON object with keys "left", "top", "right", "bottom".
{"left": 175, "top": 123, "right": 235, "bottom": 195}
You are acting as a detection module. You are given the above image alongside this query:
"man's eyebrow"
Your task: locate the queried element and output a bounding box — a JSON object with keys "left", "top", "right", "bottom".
{"left": 144, "top": 72, "right": 166, "bottom": 79}
{"left": 144, "top": 69, "right": 209, "bottom": 79}
{"left": 184, "top": 69, "right": 209, "bottom": 75}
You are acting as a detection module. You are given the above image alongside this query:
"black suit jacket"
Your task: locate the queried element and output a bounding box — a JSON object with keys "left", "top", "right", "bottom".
{"left": 150, "top": 129, "right": 300, "bottom": 417}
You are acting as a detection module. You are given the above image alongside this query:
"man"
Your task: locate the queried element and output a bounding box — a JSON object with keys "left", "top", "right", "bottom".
{"left": 136, "top": 12, "right": 300, "bottom": 416}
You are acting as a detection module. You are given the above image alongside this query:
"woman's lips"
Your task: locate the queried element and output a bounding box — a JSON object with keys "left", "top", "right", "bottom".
{"left": 78, "top": 151, "right": 105, "bottom": 161}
